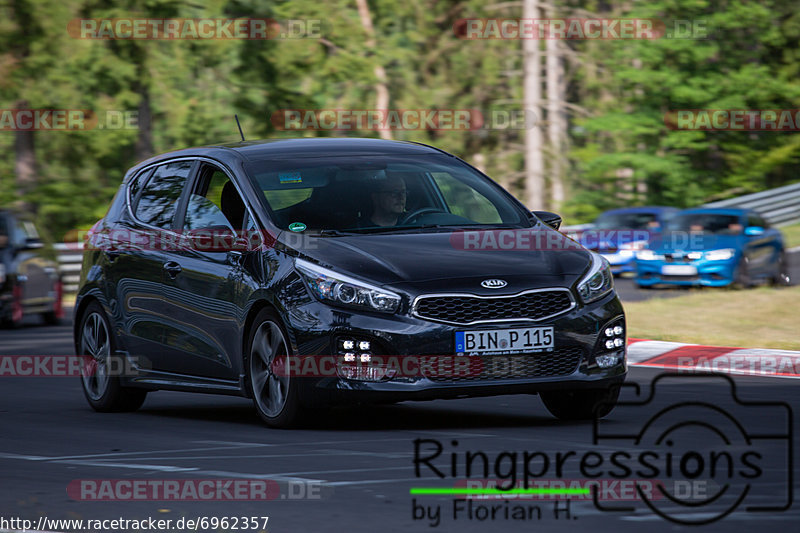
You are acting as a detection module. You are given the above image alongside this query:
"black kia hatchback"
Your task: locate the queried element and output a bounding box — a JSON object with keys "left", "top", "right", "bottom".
{"left": 74, "top": 138, "right": 626, "bottom": 427}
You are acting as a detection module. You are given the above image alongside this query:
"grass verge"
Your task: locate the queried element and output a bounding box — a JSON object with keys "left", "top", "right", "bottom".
{"left": 780, "top": 222, "right": 800, "bottom": 249}
{"left": 625, "top": 285, "right": 800, "bottom": 350}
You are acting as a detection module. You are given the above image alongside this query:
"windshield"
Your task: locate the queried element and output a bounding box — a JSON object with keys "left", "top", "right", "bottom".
{"left": 594, "top": 212, "right": 659, "bottom": 230}
{"left": 665, "top": 213, "right": 744, "bottom": 235}
{"left": 244, "top": 154, "right": 530, "bottom": 232}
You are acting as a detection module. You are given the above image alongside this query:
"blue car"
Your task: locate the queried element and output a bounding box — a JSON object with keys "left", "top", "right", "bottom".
{"left": 635, "top": 208, "right": 790, "bottom": 288}
{"left": 583, "top": 207, "right": 679, "bottom": 275}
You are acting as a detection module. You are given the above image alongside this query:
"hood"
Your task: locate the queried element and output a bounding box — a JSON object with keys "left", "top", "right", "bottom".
{"left": 285, "top": 228, "right": 593, "bottom": 293}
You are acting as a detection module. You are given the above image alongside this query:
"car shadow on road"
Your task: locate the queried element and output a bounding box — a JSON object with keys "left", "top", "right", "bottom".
{"left": 135, "top": 397, "right": 598, "bottom": 431}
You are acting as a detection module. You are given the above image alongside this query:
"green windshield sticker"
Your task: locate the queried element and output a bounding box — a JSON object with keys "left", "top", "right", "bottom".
{"left": 288, "top": 222, "right": 307, "bottom": 232}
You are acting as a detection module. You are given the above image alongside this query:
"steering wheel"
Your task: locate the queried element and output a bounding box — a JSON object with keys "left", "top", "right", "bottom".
{"left": 399, "top": 207, "right": 444, "bottom": 225}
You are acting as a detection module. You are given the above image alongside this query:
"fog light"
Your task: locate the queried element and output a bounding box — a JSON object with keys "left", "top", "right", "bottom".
{"left": 613, "top": 326, "right": 623, "bottom": 336}
{"left": 358, "top": 341, "right": 371, "bottom": 351}
{"left": 343, "top": 352, "right": 355, "bottom": 362}
{"left": 604, "top": 327, "right": 614, "bottom": 337}
{"left": 596, "top": 354, "right": 618, "bottom": 368}
{"left": 605, "top": 340, "right": 615, "bottom": 350}
{"left": 613, "top": 338, "right": 624, "bottom": 347}
{"left": 342, "top": 340, "right": 355, "bottom": 350}
{"left": 360, "top": 353, "right": 371, "bottom": 363}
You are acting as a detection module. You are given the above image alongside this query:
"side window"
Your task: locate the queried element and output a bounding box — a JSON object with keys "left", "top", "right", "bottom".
{"left": 431, "top": 172, "right": 501, "bottom": 223}
{"left": 128, "top": 167, "right": 154, "bottom": 206}
{"left": 183, "top": 164, "right": 248, "bottom": 231}
{"left": 748, "top": 214, "right": 767, "bottom": 228}
{"left": 134, "top": 161, "right": 194, "bottom": 229}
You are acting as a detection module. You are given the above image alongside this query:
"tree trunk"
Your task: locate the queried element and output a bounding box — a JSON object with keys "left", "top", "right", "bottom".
{"left": 134, "top": 84, "right": 153, "bottom": 161}
{"left": 523, "top": 0, "right": 544, "bottom": 210}
{"left": 546, "top": 14, "right": 566, "bottom": 211}
{"left": 355, "top": 0, "right": 392, "bottom": 140}
{"left": 14, "top": 99, "right": 37, "bottom": 215}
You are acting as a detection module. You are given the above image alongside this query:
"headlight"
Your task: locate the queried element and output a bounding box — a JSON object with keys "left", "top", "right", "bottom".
{"left": 704, "top": 248, "right": 735, "bottom": 261}
{"left": 620, "top": 240, "right": 647, "bottom": 251}
{"left": 577, "top": 253, "right": 614, "bottom": 303}
{"left": 635, "top": 249, "right": 663, "bottom": 261}
{"left": 295, "top": 258, "right": 401, "bottom": 314}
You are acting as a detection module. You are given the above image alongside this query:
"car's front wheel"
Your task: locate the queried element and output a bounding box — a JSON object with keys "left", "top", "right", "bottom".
{"left": 78, "top": 301, "right": 147, "bottom": 412}
{"left": 247, "top": 309, "right": 304, "bottom": 428}
{"left": 771, "top": 251, "right": 791, "bottom": 287}
{"left": 540, "top": 386, "right": 620, "bottom": 420}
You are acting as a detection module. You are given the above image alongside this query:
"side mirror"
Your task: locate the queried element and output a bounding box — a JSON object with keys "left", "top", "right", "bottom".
{"left": 22, "top": 237, "right": 44, "bottom": 250}
{"left": 187, "top": 226, "right": 250, "bottom": 253}
{"left": 744, "top": 226, "right": 764, "bottom": 237}
{"left": 532, "top": 211, "right": 562, "bottom": 231}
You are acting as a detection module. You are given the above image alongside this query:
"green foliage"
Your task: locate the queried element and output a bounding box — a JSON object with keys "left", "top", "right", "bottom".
{"left": 1, "top": 0, "right": 799, "bottom": 236}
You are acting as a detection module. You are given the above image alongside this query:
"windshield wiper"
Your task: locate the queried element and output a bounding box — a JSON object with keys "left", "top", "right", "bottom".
{"left": 306, "top": 229, "right": 357, "bottom": 236}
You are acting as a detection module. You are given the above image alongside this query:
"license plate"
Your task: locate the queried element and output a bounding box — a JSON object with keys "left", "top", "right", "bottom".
{"left": 661, "top": 264, "right": 697, "bottom": 276}
{"left": 455, "top": 327, "right": 554, "bottom": 355}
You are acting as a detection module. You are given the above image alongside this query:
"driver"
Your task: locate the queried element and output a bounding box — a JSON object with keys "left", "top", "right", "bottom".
{"left": 364, "top": 174, "right": 407, "bottom": 227}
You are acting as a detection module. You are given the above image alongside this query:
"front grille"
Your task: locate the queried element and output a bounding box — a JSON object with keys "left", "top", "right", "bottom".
{"left": 426, "top": 347, "right": 584, "bottom": 382}
{"left": 660, "top": 275, "right": 700, "bottom": 282}
{"left": 413, "top": 290, "right": 573, "bottom": 325}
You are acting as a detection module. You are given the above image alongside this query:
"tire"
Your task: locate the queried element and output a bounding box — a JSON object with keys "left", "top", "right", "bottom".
{"left": 42, "top": 279, "right": 63, "bottom": 325}
{"left": 246, "top": 308, "right": 304, "bottom": 428}
{"left": 540, "top": 386, "right": 620, "bottom": 421}
{"left": 732, "top": 257, "right": 751, "bottom": 289}
{"left": 77, "top": 301, "right": 147, "bottom": 412}
{"left": 770, "top": 252, "right": 791, "bottom": 287}
{"left": 1, "top": 283, "right": 24, "bottom": 329}
{"left": 42, "top": 311, "right": 60, "bottom": 326}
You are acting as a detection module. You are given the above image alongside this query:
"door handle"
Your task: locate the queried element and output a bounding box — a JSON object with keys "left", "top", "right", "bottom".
{"left": 163, "top": 261, "right": 182, "bottom": 278}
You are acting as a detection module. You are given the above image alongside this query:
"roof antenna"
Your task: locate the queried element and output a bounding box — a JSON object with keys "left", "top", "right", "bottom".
{"left": 235, "top": 114, "right": 245, "bottom": 141}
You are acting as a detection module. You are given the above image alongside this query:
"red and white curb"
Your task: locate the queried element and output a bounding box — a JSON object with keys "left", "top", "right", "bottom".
{"left": 627, "top": 338, "right": 800, "bottom": 378}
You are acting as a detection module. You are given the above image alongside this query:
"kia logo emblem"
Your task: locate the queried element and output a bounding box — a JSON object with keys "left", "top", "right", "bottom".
{"left": 481, "top": 279, "right": 507, "bottom": 289}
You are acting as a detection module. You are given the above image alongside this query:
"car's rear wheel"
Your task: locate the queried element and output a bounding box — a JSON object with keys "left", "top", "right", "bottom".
{"left": 771, "top": 252, "right": 791, "bottom": 287}
{"left": 42, "top": 279, "right": 63, "bottom": 325}
{"left": 540, "top": 386, "right": 620, "bottom": 420}
{"left": 1, "top": 283, "right": 24, "bottom": 328}
{"left": 78, "top": 301, "right": 147, "bottom": 412}
{"left": 733, "top": 257, "right": 751, "bottom": 289}
{"left": 247, "top": 309, "right": 304, "bottom": 428}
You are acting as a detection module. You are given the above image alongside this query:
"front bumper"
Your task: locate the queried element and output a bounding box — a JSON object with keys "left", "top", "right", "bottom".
{"left": 282, "top": 291, "right": 627, "bottom": 406}
{"left": 635, "top": 258, "right": 737, "bottom": 287}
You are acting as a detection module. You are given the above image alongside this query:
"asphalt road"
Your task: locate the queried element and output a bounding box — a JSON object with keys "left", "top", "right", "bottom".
{"left": 0, "top": 314, "right": 798, "bottom": 532}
